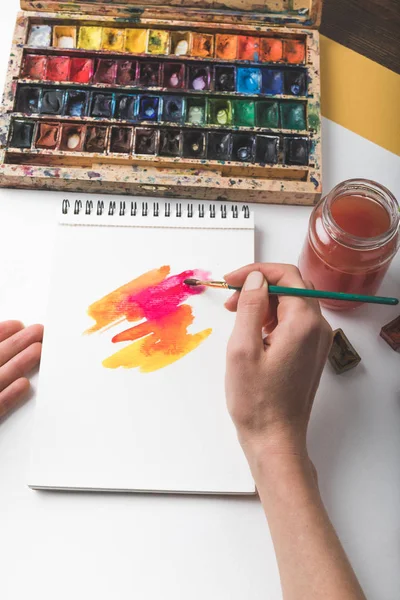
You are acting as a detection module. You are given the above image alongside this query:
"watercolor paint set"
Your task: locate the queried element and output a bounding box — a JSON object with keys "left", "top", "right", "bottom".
{"left": 0, "top": 0, "right": 322, "bottom": 204}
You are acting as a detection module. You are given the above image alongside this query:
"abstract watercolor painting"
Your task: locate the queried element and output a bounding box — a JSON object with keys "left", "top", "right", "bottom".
{"left": 85, "top": 265, "right": 212, "bottom": 373}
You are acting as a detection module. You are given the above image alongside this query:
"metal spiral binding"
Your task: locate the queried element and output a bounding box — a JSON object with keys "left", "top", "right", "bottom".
{"left": 62, "top": 200, "right": 251, "bottom": 219}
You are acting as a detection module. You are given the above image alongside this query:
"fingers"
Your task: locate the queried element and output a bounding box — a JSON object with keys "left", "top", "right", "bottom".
{"left": 229, "top": 271, "right": 269, "bottom": 359}
{"left": 0, "top": 324, "right": 44, "bottom": 367}
{"left": 0, "top": 320, "right": 24, "bottom": 343}
{"left": 0, "top": 378, "right": 30, "bottom": 420}
{"left": 0, "top": 342, "right": 42, "bottom": 392}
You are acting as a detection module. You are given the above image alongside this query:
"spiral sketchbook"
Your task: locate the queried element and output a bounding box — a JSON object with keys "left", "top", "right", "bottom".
{"left": 29, "top": 199, "right": 255, "bottom": 494}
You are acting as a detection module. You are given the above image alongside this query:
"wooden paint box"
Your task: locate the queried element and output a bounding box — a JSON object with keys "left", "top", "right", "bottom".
{"left": 0, "top": 0, "right": 323, "bottom": 205}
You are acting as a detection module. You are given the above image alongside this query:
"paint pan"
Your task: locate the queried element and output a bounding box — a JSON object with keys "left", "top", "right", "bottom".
{"left": 162, "top": 96, "right": 184, "bottom": 123}
{"left": 208, "top": 99, "right": 232, "bottom": 126}
{"left": 159, "top": 129, "right": 181, "bottom": 156}
{"left": 16, "top": 86, "right": 41, "bottom": 114}
{"left": 207, "top": 131, "right": 232, "bottom": 160}
{"left": 163, "top": 63, "right": 185, "bottom": 89}
{"left": 138, "top": 96, "right": 160, "bottom": 121}
{"left": 27, "top": 25, "right": 51, "bottom": 47}
{"left": 46, "top": 56, "right": 70, "bottom": 82}
{"left": 22, "top": 55, "right": 47, "bottom": 79}
{"left": 117, "top": 60, "right": 137, "bottom": 85}
{"left": 60, "top": 124, "right": 86, "bottom": 151}
{"left": 182, "top": 131, "right": 206, "bottom": 158}
{"left": 186, "top": 98, "right": 206, "bottom": 125}
{"left": 191, "top": 33, "right": 214, "bottom": 58}
{"left": 9, "top": 120, "right": 35, "bottom": 148}
{"left": 35, "top": 122, "right": 60, "bottom": 149}
{"left": 260, "top": 38, "right": 283, "bottom": 62}
{"left": 110, "top": 127, "right": 133, "bottom": 153}
{"left": 135, "top": 128, "right": 158, "bottom": 154}
{"left": 53, "top": 26, "right": 76, "bottom": 49}
{"left": 283, "top": 40, "right": 306, "bottom": 64}
{"left": 188, "top": 65, "right": 211, "bottom": 91}
{"left": 232, "top": 133, "right": 255, "bottom": 162}
{"left": 262, "top": 69, "right": 284, "bottom": 95}
{"left": 115, "top": 95, "right": 137, "bottom": 120}
{"left": 125, "top": 28, "right": 147, "bottom": 53}
{"left": 284, "top": 69, "right": 307, "bottom": 96}
{"left": 232, "top": 100, "right": 255, "bottom": 127}
{"left": 236, "top": 68, "right": 261, "bottom": 94}
{"left": 64, "top": 90, "right": 89, "bottom": 117}
{"left": 255, "top": 135, "right": 279, "bottom": 164}
{"left": 238, "top": 36, "right": 260, "bottom": 61}
{"left": 102, "top": 28, "right": 125, "bottom": 52}
{"left": 256, "top": 100, "right": 280, "bottom": 127}
{"left": 280, "top": 101, "right": 306, "bottom": 130}
{"left": 94, "top": 59, "right": 117, "bottom": 84}
{"left": 78, "top": 26, "right": 103, "bottom": 50}
{"left": 171, "top": 32, "right": 191, "bottom": 56}
{"left": 139, "top": 62, "right": 161, "bottom": 86}
{"left": 90, "top": 92, "right": 115, "bottom": 118}
{"left": 215, "top": 34, "right": 237, "bottom": 60}
{"left": 214, "top": 66, "right": 236, "bottom": 92}
{"left": 69, "top": 57, "right": 94, "bottom": 84}
{"left": 147, "top": 30, "right": 170, "bottom": 55}
{"left": 284, "top": 136, "right": 309, "bottom": 165}
{"left": 84, "top": 126, "right": 108, "bottom": 152}
{"left": 40, "top": 89, "right": 65, "bottom": 114}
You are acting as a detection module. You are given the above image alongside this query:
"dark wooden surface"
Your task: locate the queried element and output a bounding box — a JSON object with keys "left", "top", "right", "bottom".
{"left": 321, "top": 0, "right": 400, "bottom": 74}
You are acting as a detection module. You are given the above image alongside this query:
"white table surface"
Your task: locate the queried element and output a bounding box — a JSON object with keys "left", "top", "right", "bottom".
{"left": 1, "top": 4, "right": 400, "bottom": 599}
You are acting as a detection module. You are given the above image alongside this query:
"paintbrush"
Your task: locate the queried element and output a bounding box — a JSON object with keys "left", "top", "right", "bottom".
{"left": 183, "top": 279, "right": 399, "bottom": 306}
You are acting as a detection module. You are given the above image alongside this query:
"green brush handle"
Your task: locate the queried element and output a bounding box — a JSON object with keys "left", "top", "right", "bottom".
{"left": 228, "top": 284, "right": 399, "bottom": 306}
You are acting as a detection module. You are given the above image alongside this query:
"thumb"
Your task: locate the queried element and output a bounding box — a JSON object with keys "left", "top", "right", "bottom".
{"left": 231, "top": 271, "right": 269, "bottom": 354}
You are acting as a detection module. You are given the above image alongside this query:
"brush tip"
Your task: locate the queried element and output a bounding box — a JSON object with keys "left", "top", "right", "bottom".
{"left": 184, "top": 278, "right": 200, "bottom": 286}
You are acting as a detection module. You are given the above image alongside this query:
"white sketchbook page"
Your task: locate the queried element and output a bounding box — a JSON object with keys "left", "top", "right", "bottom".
{"left": 29, "top": 214, "right": 255, "bottom": 494}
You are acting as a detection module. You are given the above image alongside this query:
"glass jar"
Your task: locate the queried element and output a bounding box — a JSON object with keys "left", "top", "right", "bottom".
{"left": 299, "top": 179, "right": 400, "bottom": 310}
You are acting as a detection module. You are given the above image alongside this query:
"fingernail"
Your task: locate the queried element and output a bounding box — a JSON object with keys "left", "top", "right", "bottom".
{"left": 243, "top": 271, "right": 265, "bottom": 291}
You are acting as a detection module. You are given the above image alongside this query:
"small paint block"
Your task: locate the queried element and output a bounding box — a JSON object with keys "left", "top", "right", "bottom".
{"left": 16, "top": 86, "right": 41, "bottom": 114}
{"left": 27, "top": 25, "right": 51, "bottom": 47}
{"left": 214, "top": 66, "right": 236, "bottom": 92}
{"left": 171, "top": 31, "right": 191, "bottom": 56}
{"left": 163, "top": 63, "right": 185, "bottom": 89}
{"left": 256, "top": 100, "right": 280, "bottom": 128}
{"left": 22, "top": 55, "right": 47, "bottom": 80}
{"left": 380, "top": 315, "right": 400, "bottom": 351}
{"left": 46, "top": 56, "right": 70, "bottom": 82}
{"left": 110, "top": 127, "right": 133, "bottom": 154}
{"left": 59, "top": 124, "right": 86, "bottom": 152}
{"left": 284, "top": 69, "right": 307, "bottom": 96}
{"left": 94, "top": 59, "right": 117, "bottom": 84}
{"left": 232, "top": 133, "right": 255, "bottom": 162}
{"left": 40, "top": 89, "right": 65, "bottom": 115}
{"left": 284, "top": 39, "right": 306, "bottom": 64}
{"left": 84, "top": 126, "right": 108, "bottom": 153}
{"left": 280, "top": 101, "right": 306, "bottom": 130}
{"left": 188, "top": 65, "right": 211, "bottom": 91}
{"left": 35, "top": 122, "right": 60, "bottom": 149}
{"left": 139, "top": 62, "right": 161, "bottom": 86}
{"left": 262, "top": 69, "right": 284, "bottom": 95}
{"left": 78, "top": 26, "right": 102, "bottom": 51}
{"left": 125, "top": 28, "right": 147, "bottom": 53}
{"left": 182, "top": 131, "right": 206, "bottom": 159}
{"left": 207, "top": 132, "right": 232, "bottom": 161}
{"left": 208, "top": 99, "right": 232, "bottom": 126}
{"left": 284, "top": 136, "right": 309, "bottom": 165}
{"left": 115, "top": 95, "right": 137, "bottom": 121}
{"left": 185, "top": 98, "right": 206, "bottom": 125}
{"left": 232, "top": 100, "right": 255, "bottom": 127}
{"left": 117, "top": 60, "right": 137, "bottom": 86}
{"left": 255, "top": 135, "right": 279, "bottom": 164}
{"left": 135, "top": 128, "right": 158, "bottom": 155}
{"left": 101, "top": 28, "right": 125, "bottom": 52}
{"left": 260, "top": 38, "right": 283, "bottom": 62}
{"left": 215, "top": 34, "right": 237, "bottom": 60}
{"left": 236, "top": 68, "right": 261, "bottom": 94}
{"left": 138, "top": 96, "right": 160, "bottom": 121}
{"left": 329, "top": 329, "right": 361, "bottom": 374}
{"left": 237, "top": 36, "right": 260, "bottom": 61}
{"left": 147, "top": 30, "right": 170, "bottom": 55}
{"left": 162, "top": 96, "right": 184, "bottom": 123}
{"left": 53, "top": 26, "right": 76, "bottom": 49}
{"left": 159, "top": 129, "right": 181, "bottom": 157}
{"left": 69, "top": 58, "right": 94, "bottom": 84}
{"left": 191, "top": 33, "right": 214, "bottom": 58}
{"left": 9, "top": 120, "right": 35, "bottom": 148}
{"left": 64, "top": 90, "right": 89, "bottom": 117}
{"left": 90, "top": 92, "right": 115, "bottom": 118}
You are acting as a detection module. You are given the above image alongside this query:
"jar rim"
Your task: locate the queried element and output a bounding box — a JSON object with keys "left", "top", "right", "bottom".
{"left": 322, "top": 179, "right": 400, "bottom": 250}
